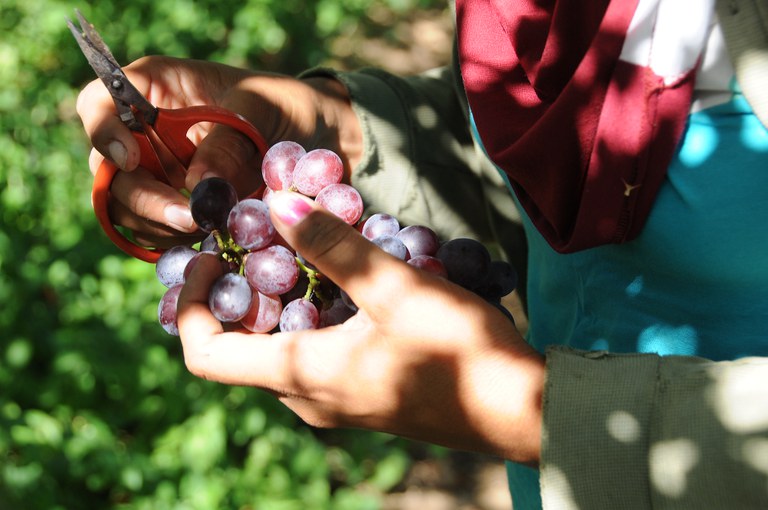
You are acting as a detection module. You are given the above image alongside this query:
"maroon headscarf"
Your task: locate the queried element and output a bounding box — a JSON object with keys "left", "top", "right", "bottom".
{"left": 456, "top": 0, "right": 697, "bottom": 253}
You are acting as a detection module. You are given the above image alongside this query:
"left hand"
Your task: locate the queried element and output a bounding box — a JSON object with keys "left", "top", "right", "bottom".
{"left": 177, "top": 191, "right": 545, "bottom": 464}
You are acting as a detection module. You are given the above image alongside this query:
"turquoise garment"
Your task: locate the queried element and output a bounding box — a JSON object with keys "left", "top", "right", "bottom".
{"left": 504, "top": 94, "right": 768, "bottom": 509}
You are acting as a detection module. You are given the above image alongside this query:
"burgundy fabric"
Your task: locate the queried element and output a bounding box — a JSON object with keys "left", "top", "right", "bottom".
{"left": 456, "top": 0, "right": 697, "bottom": 253}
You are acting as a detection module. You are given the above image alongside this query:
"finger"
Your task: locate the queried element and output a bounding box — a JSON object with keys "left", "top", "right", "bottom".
{"left": 88, "top": 147, "right": 105, "bottom": 177}
{"left": 77, "top": 79, "right": 141, "bottom": 171}
{"left": 111, "top": 203, "right": 203, "bottom": 249}
{"left": 185, "top": 123, "right": 264, "bottom": 197}
{"left": 109, "top": 199, "right": 193, "bottom": 239}
{"left": 110, "top": 168, "right": 197, "bottom": 233}
{"left": 268, "top": 191, "right": 410, "bottom": 313}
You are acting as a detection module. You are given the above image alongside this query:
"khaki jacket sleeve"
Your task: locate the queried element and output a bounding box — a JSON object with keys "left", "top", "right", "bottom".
{"left": 299, "top": 63, "right": 527, "bottom": 269}
{"left": 541, "top": 346, "right": 768, "bottom": 509}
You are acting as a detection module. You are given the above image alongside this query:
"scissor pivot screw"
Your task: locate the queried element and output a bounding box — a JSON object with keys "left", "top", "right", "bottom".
{"left": 111, "top": 79, "right": 123, "bottom": 90}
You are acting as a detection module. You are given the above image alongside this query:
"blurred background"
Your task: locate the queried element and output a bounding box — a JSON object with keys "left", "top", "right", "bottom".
{"left": 0, "top": 1, "right": 509, "bottom": 508}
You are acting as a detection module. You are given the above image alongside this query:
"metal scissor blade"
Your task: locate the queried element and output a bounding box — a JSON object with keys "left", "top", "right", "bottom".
{"left": 67, "top": 16, "right": 119, "bottom": 83}
{"left": 74, "top": 9, "right": 119, "bottom": 64}
{"left": 67, "top": 9, "right": 128, "bottom": 89}
{"left": 67, "top": 10, "right": 156, "bottom": 129}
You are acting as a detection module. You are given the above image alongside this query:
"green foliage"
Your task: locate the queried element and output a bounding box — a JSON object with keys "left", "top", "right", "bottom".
{"left": 0, "top": 0, "right": 445, "bottom": 508}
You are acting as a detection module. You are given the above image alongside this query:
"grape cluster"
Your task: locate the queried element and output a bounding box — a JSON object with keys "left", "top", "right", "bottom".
{"left": 155, "top": 141, "right": 518, "bottom": 336}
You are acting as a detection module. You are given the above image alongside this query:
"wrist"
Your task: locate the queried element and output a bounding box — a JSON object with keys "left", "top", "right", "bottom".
{"left": 472, "top": 347, "right": 544, "bottom": 465}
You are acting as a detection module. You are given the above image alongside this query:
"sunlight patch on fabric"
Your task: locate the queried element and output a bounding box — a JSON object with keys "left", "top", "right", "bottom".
{"left": 677, "top": 121, "right": 719, "bottom": 167}
{"left": 649, "top": 439, "right": 700, "bottom": 498}
{"left": 606, "top": 410, "right": 642, "bottom": 443}
{"left": 637, "top": 324, "right": 699, "bottom": 355}
{"left": 625, "top": 275, "right": 644, "bottom": 297}
{"left": 708, "top": 360, "right": 768, "bottom": 433}
{"left": 740, "top": 114, "right": 768, "bottom": 152}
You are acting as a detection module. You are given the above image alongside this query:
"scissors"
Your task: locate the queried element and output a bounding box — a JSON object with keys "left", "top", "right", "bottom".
{"left": 67, "top": 10, "right": 269, "bottom": 263}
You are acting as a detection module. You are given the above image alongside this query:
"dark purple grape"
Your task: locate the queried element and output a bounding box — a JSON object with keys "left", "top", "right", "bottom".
{"left": 315, "top": 183, "right": 364, "bottom": 225}
{"left": 227, "top": 198, "right": 275, "bottom": 251}
{"left": 280, "top": 271, "right": 310, "bottom": 305}
{"left": 372, "top": 235, "right": 410, "bottom": 261}
{"left": 189, "top": 177, "right": 238, "bottom": 233}
{"left": 319, "top": 297, "right": 357, "bottom": 327}
{"left": 241, "top": 291, "right": 283, "bottom": 333}
{"left": 361, "top": 213, "right": 400, "bottom": 240}
{"left": 208, "top": 273, "right": 252, "bottom": 323}
{"left": 407, "top": 255, "right": 448, "bottom": 278}
{"left": 244, "top": 244, "right": 300, "bottom": 296}
{"left": 396, "top": 225, "right": 440, "bottom": 257}
{"left": 261, "top": 141, "right": 306, "bottom": 191}
{"left": 156, "top": 245, "right": 198, "bottom": 288}
{"left": 475, "top": 260, "right": 518, "bottom": 301}
{"left": 279, "top": 298, "right": 319, "bottom": 331}
{"left": 292, "top": 149, "right": 344, "bottom": 197}
{"left": 340, "top": 288, "right": 357, "bottom": 312}
{"left": 435, "top": 238, "right": 491, "bottom": 290}
{"left": 158, "top": 284, "right": 183, "bottom": 335}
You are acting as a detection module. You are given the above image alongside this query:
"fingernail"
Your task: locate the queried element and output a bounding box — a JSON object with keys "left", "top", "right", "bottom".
{"left": 201, "top": 171, "right": 221, "bottom": 181}
{"left": 108, "top": 140, "right": 127, "bottom": 169}
{"left": 270, "top": 192, "right": 313, "bottom": 226}
{"left": 164, "top": 204, "right": 195, "bottom": 231}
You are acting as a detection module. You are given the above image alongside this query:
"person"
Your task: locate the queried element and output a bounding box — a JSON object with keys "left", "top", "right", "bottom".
{"left": 76, "top": 1, "right": 768, "bottom": 508}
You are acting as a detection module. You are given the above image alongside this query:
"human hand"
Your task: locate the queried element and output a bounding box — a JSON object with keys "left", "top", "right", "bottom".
{"left": 76, "top": 55, "right": 361, "bottom": 248}
{"left": 177, "top": 191, "right": 544, "bottom": 464}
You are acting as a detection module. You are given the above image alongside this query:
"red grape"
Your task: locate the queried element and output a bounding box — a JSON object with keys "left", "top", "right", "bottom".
{"left": 209, "top": 272, "right": 252, "bottom": 323}
{"left": 315, "top": 183, "right": 363, "bottom": 225}
{"left": 396, "top": 225, "right": 440, "bottom": 257}
{"left": 361, "top": 213, "right": 400, "bottom": 240}
{"left": 158, "top": 284, "right": 183, "bottom": 335}
{"left": 292, "top": 149, "right": 344, "bottom": 197}
{"left": 407, "top": 255, "right": 448, "bottom": 278}
{"left": 156, "top": 245, "right": 197, "bottom": 288}
{"left": 241, "top": 291, "right": 283, "bottom": 333}
{"left": 227, "top": 198, "right": 275, "bottom": 251}
{"left": 279, "top": 298, "right": 319, "bottom": 331}
{"left": 244, "top": 244, "right": 300, "bottom": 295}
{"left": 372, "top": 235, "right": 410, "bottom": 260}
{"left": 261, "top": 140, "right": 306, "bottom": 191}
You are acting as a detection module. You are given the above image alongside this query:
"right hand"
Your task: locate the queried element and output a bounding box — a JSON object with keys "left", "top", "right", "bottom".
{"left": 76, "top": 55, "right": 361, "bottom": 248}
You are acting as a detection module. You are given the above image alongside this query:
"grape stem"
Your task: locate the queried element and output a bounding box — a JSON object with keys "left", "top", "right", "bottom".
{"left": 295, "top": 257, "right": 327, "bottom": 302}
{"left": 213, "top": 229, "right": 248, "bottom": 275}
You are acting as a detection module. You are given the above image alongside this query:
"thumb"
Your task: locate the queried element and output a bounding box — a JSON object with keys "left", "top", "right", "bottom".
{"left": 268, "top": 191, "right": 407, "bottom": 312}
{"left": 186, "top": 124, "right": 264, "bottom": 197}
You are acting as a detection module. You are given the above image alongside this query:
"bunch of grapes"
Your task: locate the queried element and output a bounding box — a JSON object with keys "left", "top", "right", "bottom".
{"left": 156, "top": 141, "right": 518, "bottom": 336}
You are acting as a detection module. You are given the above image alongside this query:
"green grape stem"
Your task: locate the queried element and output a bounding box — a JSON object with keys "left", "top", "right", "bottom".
{"left": 213, "top": 229, "right": 248, "bottom": 274}
{"left": 295, "top": 257, "right": 328, "bottom": 302}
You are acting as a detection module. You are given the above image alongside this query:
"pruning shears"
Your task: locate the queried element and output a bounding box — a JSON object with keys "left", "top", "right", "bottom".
{"left": 67, "top": 10, "right": 268, "bottom": 262}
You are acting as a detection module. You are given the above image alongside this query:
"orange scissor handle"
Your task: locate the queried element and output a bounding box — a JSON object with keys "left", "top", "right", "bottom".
{"left": 92, "top": 107, "right": 270, "bottom": 264}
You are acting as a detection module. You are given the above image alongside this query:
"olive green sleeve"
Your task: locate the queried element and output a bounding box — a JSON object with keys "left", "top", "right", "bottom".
{"left": 299, "top": 64, "right": 527, "bottom": 269}
{"left": 541, "top": 346, "right": 768, "bottom": 509}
